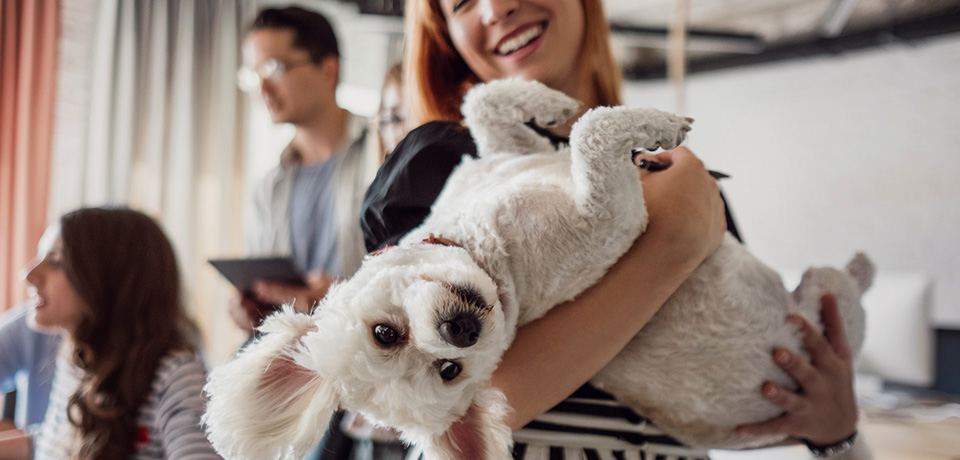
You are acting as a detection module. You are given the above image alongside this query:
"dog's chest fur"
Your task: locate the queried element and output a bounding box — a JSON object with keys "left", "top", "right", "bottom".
{"left": 404, "top": 148, "right": 643, "bottom": 326}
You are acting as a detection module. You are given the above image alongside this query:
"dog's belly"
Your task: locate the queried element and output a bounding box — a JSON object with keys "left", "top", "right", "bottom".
{"left": 590, "top": 236, "right": 803, "bottom": 449}
{"left": 422, "top": 151, "right": 645, "bottom": 324}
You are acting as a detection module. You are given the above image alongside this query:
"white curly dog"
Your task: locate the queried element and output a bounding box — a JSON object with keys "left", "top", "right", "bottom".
{"left": 203, "top": 79, "right": 873, "bottom": 460}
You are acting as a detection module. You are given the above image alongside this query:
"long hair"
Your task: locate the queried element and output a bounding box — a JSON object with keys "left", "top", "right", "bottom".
{"left": 404, "top": 0, "right": 622, "bottom": 125}
{"left": 58, "top": 207, "right": 196, "bottom": 460}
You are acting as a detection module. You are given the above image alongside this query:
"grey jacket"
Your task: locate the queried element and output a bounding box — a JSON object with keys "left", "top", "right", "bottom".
{"left": 246, "top": 114, "right": 377, "bottom": 277}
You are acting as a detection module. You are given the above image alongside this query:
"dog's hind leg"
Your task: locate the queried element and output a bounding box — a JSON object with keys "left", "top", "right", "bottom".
{"left": 790, "top": 253, "right": 873, "bottom": 355}
{"left": 461, "top": 78, "right": 581, "bottom": 156}
{"left": 568, "top": 107, "right": 692, "bottom": 226}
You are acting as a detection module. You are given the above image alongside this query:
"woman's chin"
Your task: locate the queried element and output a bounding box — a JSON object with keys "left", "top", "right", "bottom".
{"left": 28, "top": 313, "right": 64, "bottom": 334}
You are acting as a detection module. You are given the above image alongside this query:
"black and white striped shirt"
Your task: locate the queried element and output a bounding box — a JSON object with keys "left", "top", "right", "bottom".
{"left": 509, "top": 385, "right": 710, "bottom": 460}
{"left": 33, "top": 350, "right": 222, "bottom": 459}
{"left": 406, "top": 384, "right": 710, "bottom": 460}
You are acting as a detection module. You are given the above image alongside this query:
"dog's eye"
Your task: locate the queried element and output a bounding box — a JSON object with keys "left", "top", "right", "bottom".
{"left": 439, "top": 360, "right": 462, "bottom": 381}
{"left": 373, "top": 324, "right": 400, "bottom": 346}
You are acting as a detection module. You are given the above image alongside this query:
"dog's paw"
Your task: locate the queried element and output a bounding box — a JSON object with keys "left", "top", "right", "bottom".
{"left": 463, "top": 78, "right": 581, "bottom": 128}
{"left": 639, "top": 111, "right": 693, "bottom": 151}
{"left": 571, "top": 107, "right": 693, "bottom": 157}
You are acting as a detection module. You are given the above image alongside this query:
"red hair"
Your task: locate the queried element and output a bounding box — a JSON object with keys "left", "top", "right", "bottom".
{"left": 404, "top": 0, "right": 623, "bottom": 125}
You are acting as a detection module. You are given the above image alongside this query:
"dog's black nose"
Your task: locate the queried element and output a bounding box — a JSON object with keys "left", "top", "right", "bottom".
{"left": 439, "top": 314, "right": 481, "bottom": 348}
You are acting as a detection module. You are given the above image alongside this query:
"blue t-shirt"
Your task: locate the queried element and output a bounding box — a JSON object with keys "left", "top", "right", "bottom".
{"left": 0, "top": 303, "right": 62, "bottom": 428}
{"left": 289, "top": 153, "right": 345, "bottom": 276}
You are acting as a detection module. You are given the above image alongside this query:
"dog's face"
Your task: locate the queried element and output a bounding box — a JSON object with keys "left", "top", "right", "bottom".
{"left": 295, "top": 244, "right": 511, "bottom": 440}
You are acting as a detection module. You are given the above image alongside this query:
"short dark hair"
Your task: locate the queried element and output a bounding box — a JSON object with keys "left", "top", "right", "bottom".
{"left": 250, "top": 6, "right": 340, "bottom": 63}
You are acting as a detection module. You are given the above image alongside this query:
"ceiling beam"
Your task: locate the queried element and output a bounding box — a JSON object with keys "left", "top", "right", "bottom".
{"left": 623, "top": 9, "right": 960, "bottom": 80}
{"left": 610, "top": 23, "right": 765, "bottom": 54}
{"left": 820, "top": 0, "right": 861, "bottom": 38}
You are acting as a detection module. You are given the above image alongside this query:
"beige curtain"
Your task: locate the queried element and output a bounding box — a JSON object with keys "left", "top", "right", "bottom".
{"left": 0, "top": 0, "right": 59, "bottom": 310}
{"left": 49, "top": 0, "right": 257, "bottom": 363}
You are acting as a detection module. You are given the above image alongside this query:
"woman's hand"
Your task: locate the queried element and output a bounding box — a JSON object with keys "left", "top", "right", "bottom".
{"left": 637, "top": 146, "right": 727, "bottom": 264}
{"left": 253, "top": 271, "right": 336, "bottom": 314}
{"left": 736, "top": 293, "right": 859, "bottom": 446}
{"left": 227, "top": 293, "right": 269, "bottom": 333}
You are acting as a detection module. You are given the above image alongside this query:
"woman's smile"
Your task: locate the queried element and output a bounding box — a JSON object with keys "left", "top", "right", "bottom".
{"left": 495, "top": 22, "right": 545, "bottom": 56}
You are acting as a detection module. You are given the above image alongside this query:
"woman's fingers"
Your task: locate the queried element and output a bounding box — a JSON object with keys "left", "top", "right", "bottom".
{"left": 761, "top": 381, "right": 807, "bottom": 415}
{"left": 773, "top": 346, "right": 820, "bottom": 392}
{"left": 743, "top": 293, "right": 860, "bottom": 445}
{"left": 820, "top": 293, "right": 853, "bottom": 361}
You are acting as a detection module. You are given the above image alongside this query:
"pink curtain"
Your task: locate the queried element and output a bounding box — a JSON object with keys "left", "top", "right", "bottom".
{"left": 0, "top": 0, "right": 59, "bottom": 310}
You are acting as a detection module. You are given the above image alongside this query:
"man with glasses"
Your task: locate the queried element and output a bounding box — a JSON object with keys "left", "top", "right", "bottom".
{"left": 231, "top": 7, "right": 387, "bottom": 459}
{"left": 232, "top": 6, "right": 375, "bottom": 333}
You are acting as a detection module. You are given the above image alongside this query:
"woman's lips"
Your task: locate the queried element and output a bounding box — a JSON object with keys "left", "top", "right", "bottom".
{"left": 495, "top": 22, "right": 545, "bottom": 56}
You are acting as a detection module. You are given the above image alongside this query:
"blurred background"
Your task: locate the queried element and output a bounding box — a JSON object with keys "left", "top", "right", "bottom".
{"left": 3, "top": 3, "right": 959, "bottom": 451}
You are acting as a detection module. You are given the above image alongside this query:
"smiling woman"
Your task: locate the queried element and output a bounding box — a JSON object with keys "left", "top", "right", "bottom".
{"left": 23, "top": 233, "right": 83, "bottom": 333}
{"left": 351, "top": 0, "right": 875, "bottom": 457}
{"left": 404, "top": 0, "right": 621, "bottom": 125}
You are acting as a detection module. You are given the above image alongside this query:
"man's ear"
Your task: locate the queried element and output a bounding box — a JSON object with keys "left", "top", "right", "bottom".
{"left": 204, "top": 308, "right": 340, "bottom": 460}
{"left": 321, "top": 55, "right": 340, "bottom": 88}
{"left": 425, "top": 388, "right": 514, "bottom": 460}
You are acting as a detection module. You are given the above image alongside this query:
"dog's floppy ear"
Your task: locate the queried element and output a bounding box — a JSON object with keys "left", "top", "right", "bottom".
{"left": 425, "top": 387, "right": 514, "bottom": 460}
{"left": 203, "top": 308, "right": 340, "bottom": 460}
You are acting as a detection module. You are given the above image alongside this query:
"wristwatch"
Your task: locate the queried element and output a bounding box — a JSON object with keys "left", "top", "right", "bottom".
{"left": 802, "top": 430, "right": 858, "bottom": 458}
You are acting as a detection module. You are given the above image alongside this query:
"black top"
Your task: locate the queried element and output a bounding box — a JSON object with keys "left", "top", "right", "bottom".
{"left": 361, "top": 121, "right": 479, "bottom": 251}
{"left": 360, "top": 120, "right": 741, "bottom": 252}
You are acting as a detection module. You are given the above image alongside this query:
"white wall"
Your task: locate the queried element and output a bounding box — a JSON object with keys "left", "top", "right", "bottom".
{"left": 624, "top": 34, "right": 960, "bottom": 327}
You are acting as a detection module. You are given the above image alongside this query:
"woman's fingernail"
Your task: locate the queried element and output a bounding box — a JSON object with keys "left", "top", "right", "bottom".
{"left": 775, "top": 349, "right": 791, "bottom": 364}
{"left": 764, "top": 384, "right": 779, "bottom": 397}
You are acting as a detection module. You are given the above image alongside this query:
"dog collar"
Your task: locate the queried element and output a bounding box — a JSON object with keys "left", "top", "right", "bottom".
{"left": 368, "top": 234, "right": 461, "bottom": 258}
{"left": 370, "top": 245, "right": 396, "bottom": 256}
{"left": 421, "top": 233, "right": 461, "bottom": 248}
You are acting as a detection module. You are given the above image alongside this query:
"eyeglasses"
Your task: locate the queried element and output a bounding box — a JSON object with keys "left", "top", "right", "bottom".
{"left": 236, "top": 58, "right": 311, "bottom": 92}
{"left": 379, "top": 113, "right": 406, "bottom": 128}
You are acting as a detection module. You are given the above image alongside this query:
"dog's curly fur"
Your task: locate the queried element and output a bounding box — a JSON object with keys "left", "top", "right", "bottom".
{"left": 203, "top": 79, "right": 873, "bottom": 459}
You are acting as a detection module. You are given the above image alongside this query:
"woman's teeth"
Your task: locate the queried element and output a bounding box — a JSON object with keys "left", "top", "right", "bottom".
{"left": 497, "top": 25, "right": 543, "bottom": 56}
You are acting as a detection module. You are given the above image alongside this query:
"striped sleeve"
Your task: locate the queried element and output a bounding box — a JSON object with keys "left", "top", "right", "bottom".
{"left": 148, "top": 351, "right": 222, "bottom": 460}
{"left": 32, "top": 355, "right": 81, "bottom": 460}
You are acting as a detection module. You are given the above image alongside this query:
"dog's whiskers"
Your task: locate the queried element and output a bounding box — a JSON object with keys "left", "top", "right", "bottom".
{"left": 440, "top": 281, "right": 488, "bottom": 312}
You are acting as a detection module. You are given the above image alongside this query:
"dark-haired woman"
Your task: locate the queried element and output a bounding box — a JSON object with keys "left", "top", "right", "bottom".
{"left": 0, "top": 207, "right": 221, "bottom": 460}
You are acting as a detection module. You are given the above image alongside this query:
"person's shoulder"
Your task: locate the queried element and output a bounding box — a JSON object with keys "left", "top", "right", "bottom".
{"left": 252, "top": 155, "right": 293, "bottom": 201}
{"left": 153, "top": 349, "right": 206, "bottom": 389}
{"left": 0, "top": 302, "right": 31, "bottom": 330}
{"left": 406, "top": 120, "right": 474, "bottom": 150}
{"left": 387, "top": 121, "right": 476, "bottom": 169}
{"left": 343, "top": 110, "right": 370, "bottom": 147}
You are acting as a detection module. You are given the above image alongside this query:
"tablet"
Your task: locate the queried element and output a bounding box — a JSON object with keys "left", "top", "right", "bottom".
{"left": 208, "top": 256, "right": 305, "bottom": 294}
